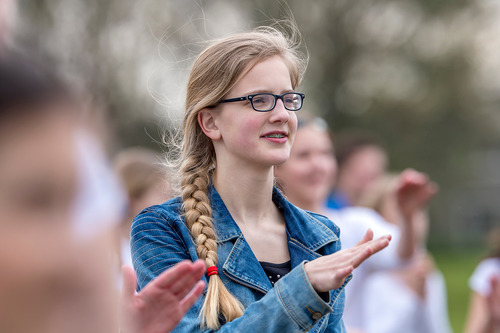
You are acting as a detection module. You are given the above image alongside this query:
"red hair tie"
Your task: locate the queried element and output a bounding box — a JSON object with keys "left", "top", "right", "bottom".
{"left": 207, "top": 265, "right": 218, "bottom": 277}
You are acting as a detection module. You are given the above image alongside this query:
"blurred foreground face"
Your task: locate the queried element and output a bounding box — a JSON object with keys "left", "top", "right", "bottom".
{"left": 0, "top": 102, "right": 115, "bottom": 333}
{"left": 275, "top": 125, "right": 336, "bottom": 209}
{"left": 0, "top": 106, "right": 77, "bottom": 225}
{"left": 0, "top": 103, "right": 79, "bottom": 332}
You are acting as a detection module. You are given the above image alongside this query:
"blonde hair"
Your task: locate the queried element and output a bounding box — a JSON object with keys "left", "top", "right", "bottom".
{"left": 114, "top": 147, "right": 167, "bottom": 201}
{"left": 175, "top": 24, "right": 307, "bottom": 329}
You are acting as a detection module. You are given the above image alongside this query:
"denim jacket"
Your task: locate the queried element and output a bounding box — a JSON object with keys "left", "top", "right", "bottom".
{"left": 131, "top": 185, "right": 349, "bottom": 332}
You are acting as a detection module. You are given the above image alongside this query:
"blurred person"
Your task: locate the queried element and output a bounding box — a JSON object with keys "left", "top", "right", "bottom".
{"left": 113, "top": 146, "right": 173, "bottom": 287}
{"left": 357, "top": 173, "right": 452, "bottom": 333}
{"left": 0, "top": 50, "right": 115, "bottom": 333}
{"left": 131, "top": 24, "right": 392, "bottom": 332}
{"left": 326, "top": 130, "right": 388, "bottom": 210}
{"left": 274, "top": 114, "right": 435, "bottom": 332}
{"left": 0, "top": 52, "right": 204, "bottom": 333}
{"left": 465, "top": 227, "right": 500, "bottom": 333}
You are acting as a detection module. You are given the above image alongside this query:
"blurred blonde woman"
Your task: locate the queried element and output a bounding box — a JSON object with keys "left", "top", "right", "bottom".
{"left": 113, "top": 146, "right": 173, "bottom": 286}
{"left": 130, "top": 24, "right": 392, "bottom": 332}
{"left": 357, "top": 173, "right": 452, "bottom": 333}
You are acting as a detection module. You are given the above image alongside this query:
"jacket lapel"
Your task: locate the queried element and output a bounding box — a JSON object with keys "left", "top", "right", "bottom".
{"left": 223, "top": 235, "right": 273, "bottom": 294}
{"left": 209, "top": 186, "right": 339, "bottom": 295}
{"left": 273, "top": 189, "right": 339, "bottom": 268}
{"left": 209, "top": 186, "right": 273, "bottom": 294}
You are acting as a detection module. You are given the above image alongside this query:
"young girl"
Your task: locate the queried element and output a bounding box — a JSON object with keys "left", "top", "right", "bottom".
{"left": 131, "top": 26, "right": 390, "bottom": 332}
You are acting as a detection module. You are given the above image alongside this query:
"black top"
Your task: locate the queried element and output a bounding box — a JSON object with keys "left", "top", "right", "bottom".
{"left": 259, "top": 260, "right": 292, "bottom": 286}
{"left": 260, "top": 260, "right": 329, "bottom": 302}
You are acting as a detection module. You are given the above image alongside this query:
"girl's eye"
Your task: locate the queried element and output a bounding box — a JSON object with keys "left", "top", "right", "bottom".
{"left": 253, "top": 96, "right": 267, "bottom": 105}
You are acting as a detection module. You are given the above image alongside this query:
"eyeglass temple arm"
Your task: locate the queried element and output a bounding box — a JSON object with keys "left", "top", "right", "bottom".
{"left": 218, "top": 96, "right": 248, "bottom": 104}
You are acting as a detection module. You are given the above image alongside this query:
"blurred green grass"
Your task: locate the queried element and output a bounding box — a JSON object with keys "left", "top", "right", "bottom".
{"left": 430, "top": 246, "right": 485, "bottom": 333}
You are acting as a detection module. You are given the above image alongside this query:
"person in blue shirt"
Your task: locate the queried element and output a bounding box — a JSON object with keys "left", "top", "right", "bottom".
{"left": 131, "top": 24, "right": 391, "bottom": 332}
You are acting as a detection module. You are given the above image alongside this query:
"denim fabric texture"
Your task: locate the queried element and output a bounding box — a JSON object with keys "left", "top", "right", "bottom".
{"left": 131, "top": 185, "right": 349, "bottom": 332}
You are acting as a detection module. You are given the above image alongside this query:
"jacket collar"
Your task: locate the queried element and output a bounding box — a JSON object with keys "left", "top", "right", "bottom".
{"left": 209, "top": 185, "right": 338, "bottom": 248}
{"left": 209, "top": 185, "right": 338, "bottom": 294}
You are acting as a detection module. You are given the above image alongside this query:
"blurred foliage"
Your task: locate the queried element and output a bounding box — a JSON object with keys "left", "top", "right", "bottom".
{"left": 13, "top": 0, "right": 500, "bottom": 244}
{"left": 431, "top": 245, "right": 485, "bottom": 331}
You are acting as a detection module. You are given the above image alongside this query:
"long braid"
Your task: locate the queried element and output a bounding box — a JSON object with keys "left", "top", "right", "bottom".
{"left": 180, "top": 132, "right": 243, "bottom": 329}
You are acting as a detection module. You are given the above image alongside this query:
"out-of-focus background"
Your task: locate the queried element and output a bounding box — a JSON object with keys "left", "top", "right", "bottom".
{"left": 5, "top": 0, "right": 500, "bottom": 330}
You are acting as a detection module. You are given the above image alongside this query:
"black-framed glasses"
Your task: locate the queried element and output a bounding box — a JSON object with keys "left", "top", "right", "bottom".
{"left": 217, "top": 92, "right": 305, "bottom": 112}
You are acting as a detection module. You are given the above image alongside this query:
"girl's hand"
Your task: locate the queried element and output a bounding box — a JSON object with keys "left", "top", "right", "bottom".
{"left": 304, "top": 229, "right": 391, "bottom": 292}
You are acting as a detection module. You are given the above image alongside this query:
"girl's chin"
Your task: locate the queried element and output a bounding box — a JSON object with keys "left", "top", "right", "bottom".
{"left": 271, "top": 158, "right": 291, "bottom": 167}
{"left": 268, "top": 152, "right": 292, "bottom": 166}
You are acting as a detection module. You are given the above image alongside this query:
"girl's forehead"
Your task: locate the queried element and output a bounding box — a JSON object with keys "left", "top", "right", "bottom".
{"left": 229, "top": 56, "right": 293, "bottom": 94}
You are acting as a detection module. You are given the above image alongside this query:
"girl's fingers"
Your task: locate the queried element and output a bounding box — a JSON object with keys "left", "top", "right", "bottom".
{"left": 350, "top": 245, "right": 375, "bottom": 269}
{"left": 329, "top": 265, "right": 354, "bottom": 290}
{"left": 351, "top": 236, "right": 391, "bottom": 268}
{"left": 334, "top": 265, "right": 353, "bottom": 280}
{"left": 355, "top": 229, "right": 374, "bottom": 247}
{"left": 307, "top": 235, "right": 391, "bottom": 292}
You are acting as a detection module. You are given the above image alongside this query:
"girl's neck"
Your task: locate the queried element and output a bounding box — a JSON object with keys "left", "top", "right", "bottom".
{"left": 212, "top": 164, "right": 276, "bottom": 227}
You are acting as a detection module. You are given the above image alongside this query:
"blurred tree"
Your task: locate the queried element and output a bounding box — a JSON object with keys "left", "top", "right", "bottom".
{"left": 13, "top": 0, "right": 500, "bottom": 245}
{"left": 261, "top": 0, "right": 500, "bottom": 245}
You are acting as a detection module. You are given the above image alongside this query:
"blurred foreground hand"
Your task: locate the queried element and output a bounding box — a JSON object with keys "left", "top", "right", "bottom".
{"left": 120, "top": 260, "right": 206, "bottom": 333}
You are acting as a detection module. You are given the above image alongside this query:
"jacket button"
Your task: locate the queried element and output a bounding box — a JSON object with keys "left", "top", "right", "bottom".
{"left": 311, "top": 312, "right": 322, "bottom": 320}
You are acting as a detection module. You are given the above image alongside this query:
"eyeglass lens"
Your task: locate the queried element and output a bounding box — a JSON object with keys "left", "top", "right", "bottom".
{"left": 251, "top": 93, "right": 302, "bottom": 111}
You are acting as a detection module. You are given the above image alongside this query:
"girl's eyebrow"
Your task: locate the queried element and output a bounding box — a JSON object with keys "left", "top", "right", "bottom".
{"left": 238, "top": 87, "right": 295, "bottom": 96}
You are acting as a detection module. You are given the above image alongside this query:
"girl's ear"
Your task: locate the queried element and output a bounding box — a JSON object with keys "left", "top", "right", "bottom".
{"left": 198, "top": 109, "right": 221, "bottom": 140}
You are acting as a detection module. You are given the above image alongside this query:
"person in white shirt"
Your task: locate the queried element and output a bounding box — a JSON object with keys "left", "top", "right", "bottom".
{"left": 274, "top": 114, "right": 436, "bottom": 332}
{"left": 465, "top": 228, "right": 500, "bottom": 333}
{"left": 356, "top": 173, "right": 452, "bottom": 333}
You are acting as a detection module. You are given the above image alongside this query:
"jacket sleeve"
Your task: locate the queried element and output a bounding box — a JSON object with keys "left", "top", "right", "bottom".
{"left": 174, "top": 262, "right": 347, "bottom": 333}
{"left": 131, "top": 207, "right": 195, "bottom": 289}
{"left": 131, "top": 208, "right": 347, "bottom": 333}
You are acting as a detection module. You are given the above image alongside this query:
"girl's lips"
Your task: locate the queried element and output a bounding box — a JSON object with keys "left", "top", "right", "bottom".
{"left": 261, "top": 135, "right": 288, "bottom": 143}
{"left": 261, "top": 131, "right": 288, "bottom": 138}
{"left": 261, "top": 131, "right": 288, "bottom": 143}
